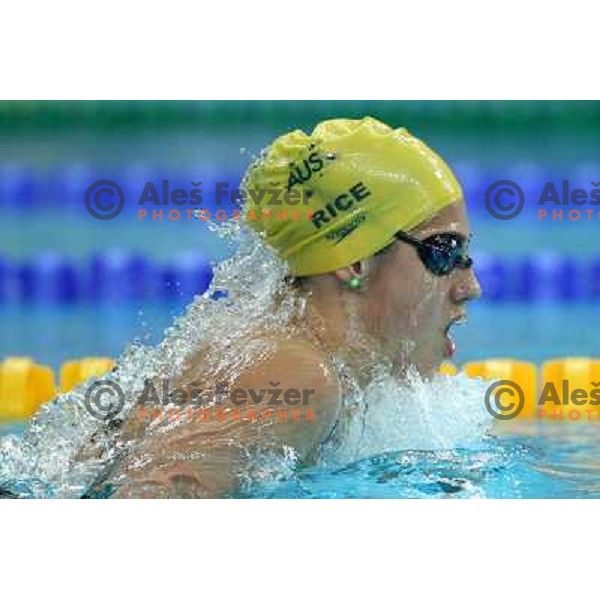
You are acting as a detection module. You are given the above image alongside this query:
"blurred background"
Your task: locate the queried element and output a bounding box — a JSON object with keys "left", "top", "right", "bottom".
{"left": 1, "top": 100, "right": 599, "bottom": 370}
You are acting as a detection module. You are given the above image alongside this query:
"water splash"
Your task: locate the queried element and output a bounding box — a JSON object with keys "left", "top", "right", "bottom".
{"left": 0, "top": 219, "right": 300, "bottom": 498}
{"left": 318, "top": 370, "right": 494, "bottom": 466}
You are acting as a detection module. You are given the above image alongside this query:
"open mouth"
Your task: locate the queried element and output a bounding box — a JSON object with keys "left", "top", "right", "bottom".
{"left": 443, "top": 313, "right": 467, "bottom": 359}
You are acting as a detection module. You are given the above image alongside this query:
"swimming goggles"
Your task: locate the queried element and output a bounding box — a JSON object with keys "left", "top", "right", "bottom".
{"left": 393, "top": 231, "right": 473, "bottom": 276}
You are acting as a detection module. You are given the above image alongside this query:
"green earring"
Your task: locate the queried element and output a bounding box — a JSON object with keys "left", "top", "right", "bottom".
{"left": 346, "top": 276, "right": 362, "bottom": 290}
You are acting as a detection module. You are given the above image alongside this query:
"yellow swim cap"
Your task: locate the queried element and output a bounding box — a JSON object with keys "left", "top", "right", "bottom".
{"left": 241, "top": 116, "right": 462, "bottom": 276}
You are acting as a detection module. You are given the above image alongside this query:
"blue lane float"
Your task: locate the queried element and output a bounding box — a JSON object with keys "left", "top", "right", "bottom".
{"left": 2, "top": 163, "right": 238, "bottom": 215}
{"left": 0, "top": 161, "right": 310, "bottom": 219}
{"left": 0, "top": 257, "right": 10, "bottom": 302}
{"left": 0, "top": 252, "right": 596, "bottom": 304}
{"left": 452, "top": 251, "right": 588, "bottom": 303}
{"left": 89, "top": 251, "right": 155, "bottom": 301}
{"left": 439, "top": 161, "right": 600, "bottom": 220}
{"left": 2, "top": 252, "right": 214, "bottom": 304}
{"left": 452, "top": 161, "right": 488, "bottom": 214}
{"left": 160, "top": 252, "right": 214, "bottom": 301}
{"left": 48, "top": 164, "right": 103, "bottom": 213}
{"left": 120, "top": 164, "right": 158, "bottom": 217}
{"left": 2, "top": 161, "right": 599, "bottom": 220}
{"left": 18, "top": 254, "right": 81, "bottom": 303}
{"left": 470, "top": 252, "right": 511, "bottom": 302}
{"left": 516, "top": 253, "right": 583, "bottom": 302}
{"left": 0, "top": 252, "right": 593, "bottom": 304}
{"left": 590, "top": 258, "right": 600, "bottom": 299}
{"left": 0, "top": 164, "right": 41, "bottom": 211}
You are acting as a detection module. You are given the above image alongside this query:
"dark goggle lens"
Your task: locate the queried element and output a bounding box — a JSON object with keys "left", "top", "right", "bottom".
{"left": 419, "top": 234, "right": 471, "bottom": 276}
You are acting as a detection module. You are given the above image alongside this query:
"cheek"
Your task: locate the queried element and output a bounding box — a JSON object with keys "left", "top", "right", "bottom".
{"left": 365, "top": 249, "right": 451, "bottom": 337}
{"left": 373, "top": 256, "right": 431, "bottom": 330}
{"left": 404, "top": 277, "right": 437, "bottom": 333}
{"left": 416, "top": 277, "right": 448, "bottom": 320}
{"left": 387, "top": 270, "right": 450, "bottom": 335}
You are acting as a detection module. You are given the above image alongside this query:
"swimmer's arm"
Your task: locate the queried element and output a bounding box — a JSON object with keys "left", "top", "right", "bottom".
{"left": 112, "top": 342, "right": 340, "bottom": 498}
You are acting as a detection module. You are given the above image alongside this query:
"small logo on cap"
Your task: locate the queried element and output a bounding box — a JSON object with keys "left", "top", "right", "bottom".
{"left": 325, "top": 214, "right": 367, "bottom": 244}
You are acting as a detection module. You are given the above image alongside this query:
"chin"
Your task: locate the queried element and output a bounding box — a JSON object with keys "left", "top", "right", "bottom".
{"left": 419, "top": 362, "right": 440, "bottom": 380}
{"left": 417, "top": 347, "right": 446, "bottom": 379}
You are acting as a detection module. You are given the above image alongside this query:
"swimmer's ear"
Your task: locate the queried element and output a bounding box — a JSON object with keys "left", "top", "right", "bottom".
{"left": 334, "top": 262, "right": 362, "bottom": 286}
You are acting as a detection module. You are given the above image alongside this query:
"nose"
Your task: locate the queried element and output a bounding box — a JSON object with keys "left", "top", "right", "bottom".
{"left": 452, "top": 265, "right": 481, "bottom": 303}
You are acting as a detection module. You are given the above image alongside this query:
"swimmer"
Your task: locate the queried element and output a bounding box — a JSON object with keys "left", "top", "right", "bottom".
{"left": 107, "top": 116, "right": 481, "bottom": 498}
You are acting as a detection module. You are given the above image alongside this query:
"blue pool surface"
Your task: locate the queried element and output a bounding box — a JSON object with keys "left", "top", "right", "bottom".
{"left": 3, "top": 417, "right": 600, "bottom": 499}
{"left": 235, "top": 421, "right": 600, "bottom": 499}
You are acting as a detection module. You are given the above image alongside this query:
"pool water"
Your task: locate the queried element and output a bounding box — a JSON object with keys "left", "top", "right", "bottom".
{"left": 238, "top": 421, "right": 600, "bottom": 499}
{"left": 4, "top": 419, "right": 597, "bottom": 499}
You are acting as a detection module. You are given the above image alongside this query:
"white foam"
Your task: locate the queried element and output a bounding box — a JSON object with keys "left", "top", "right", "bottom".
{"left": 319, "top": 370, "right": 494, "bottom": 465}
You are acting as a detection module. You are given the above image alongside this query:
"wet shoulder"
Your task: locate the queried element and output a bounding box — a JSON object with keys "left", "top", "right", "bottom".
{"left": 236, "top": 337, "right": 341, "bottom": 414}
{"left": 231, "top": 337, "right": 342, "bottom": 452}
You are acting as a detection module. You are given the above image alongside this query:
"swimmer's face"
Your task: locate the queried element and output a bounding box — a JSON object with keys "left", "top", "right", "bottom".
{"left": 361, "top": 201, "right": 481, "bottom": 378}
